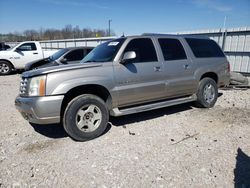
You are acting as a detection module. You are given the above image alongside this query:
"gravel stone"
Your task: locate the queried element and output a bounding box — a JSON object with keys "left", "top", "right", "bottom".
{"left": 0, "top": 74, "right": 250, "bottom": 188}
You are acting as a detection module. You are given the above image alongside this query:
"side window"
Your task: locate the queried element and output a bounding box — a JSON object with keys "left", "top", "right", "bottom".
{"left": 17, "top": 43, "right": 37, "bottom": 51}
{"left": 158, "top": 38, "right": 187, "bottom": 61}
{"left": 185, "top": 38, "right": 225, "bottom": 58}
{"left": 84, "top": 48, "right": 93, "bottom": 56}
{"left": 124, "top": 38, "right": 157, "bottom": 63}
{"left": 64, "top": 49, "right": 84, "bottom": 61}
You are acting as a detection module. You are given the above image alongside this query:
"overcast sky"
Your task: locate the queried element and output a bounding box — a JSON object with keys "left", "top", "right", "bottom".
{"left": 0, "top": 0, "right": 249, "bottom": 35}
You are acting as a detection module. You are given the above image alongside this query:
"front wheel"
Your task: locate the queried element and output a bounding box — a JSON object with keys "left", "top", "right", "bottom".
{"left": 0, "top": 61, "right": 12, "bottom": 75}
{"left": 195, "top": 78, "right": 218, "bottom": 108}
{"left": 63, "top": 94, "right": 109, "bottom": 141}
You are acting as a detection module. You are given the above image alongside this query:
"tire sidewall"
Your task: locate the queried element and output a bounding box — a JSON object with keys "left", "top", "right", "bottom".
{"left": 197, "top": 78, "right": 218, "bottom": 108}
{"left": 63, "top": 94, "right": 109, "bottom": 141}
{"left": 0, "top": 61, "right": 12, "bottom": 75}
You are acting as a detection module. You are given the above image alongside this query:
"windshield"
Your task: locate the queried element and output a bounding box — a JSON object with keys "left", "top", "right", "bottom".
{"left": 49, "top": 48, "right": 69, "bottom": 61}
{"left": 81, "top": 38, "right": 126, "bottom": 63}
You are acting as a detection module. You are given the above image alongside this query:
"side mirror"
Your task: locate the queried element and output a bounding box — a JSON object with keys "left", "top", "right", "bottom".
{"left": 60, "top": 58, "right": 67, "bottom": 64}
{"left": 121, "top": 51, "right": 136, "bottom": 64}
{"left": 15, "top": 48, "right": 21, "bottom": 52}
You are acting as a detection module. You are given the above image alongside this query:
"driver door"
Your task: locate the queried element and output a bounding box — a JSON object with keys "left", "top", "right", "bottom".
{"left": 14, "top": 42, "right": 43, "bottom": 68}
{"left": 114, "top": 38, "right": 165, "bottom": 107}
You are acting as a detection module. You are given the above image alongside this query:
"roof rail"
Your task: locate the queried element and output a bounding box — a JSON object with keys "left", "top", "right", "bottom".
{"left": 142, "top": 33, "right": 178, "bottom": 37}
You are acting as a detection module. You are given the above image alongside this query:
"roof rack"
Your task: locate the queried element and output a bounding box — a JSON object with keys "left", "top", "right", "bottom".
{"left": 141, "top": 33, "right": 177, "bottom": 36}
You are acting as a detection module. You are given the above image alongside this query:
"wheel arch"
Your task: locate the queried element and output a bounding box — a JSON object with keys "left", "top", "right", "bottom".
{"left": 200, "top": 72, "right": 218, "bottom": 84}
{"left": 60, "top": 84, "right": 112, "bottom": 121}
{"left": 0, "top": 59, "right": 14, "bottom": 69}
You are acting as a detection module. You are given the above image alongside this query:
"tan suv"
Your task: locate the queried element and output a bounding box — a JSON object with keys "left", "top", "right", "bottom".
{"left": 15, "top": 34, "right": 230, "bottom": 141}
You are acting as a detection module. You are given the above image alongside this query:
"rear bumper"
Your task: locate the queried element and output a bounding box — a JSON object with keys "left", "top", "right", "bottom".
{"left": 218, "top": 72, "right": 230, "bottom": 88}
{"left": 15, "top": 95, "right": 64, "bottom": 124}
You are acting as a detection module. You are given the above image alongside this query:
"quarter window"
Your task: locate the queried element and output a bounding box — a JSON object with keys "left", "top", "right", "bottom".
{"left": 158, "top": 38, "right": 187, "bottom": 61}
{"left": 185, "top": 38, "right": 225, "bottom": 58}
{"left": 124, "top": 38, "right": 157, "bottom": 63}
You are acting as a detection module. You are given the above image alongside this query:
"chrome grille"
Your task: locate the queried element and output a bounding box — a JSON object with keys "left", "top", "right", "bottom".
{"left": 20, "top": 77, "right": 28, "bottom": 96}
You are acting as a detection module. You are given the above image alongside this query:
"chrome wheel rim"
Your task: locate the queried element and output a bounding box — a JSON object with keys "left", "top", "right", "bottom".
{"left": 0, "top": 63, "right": 10, "bottom": 73}
{"left": 75, "top": 104, "right": 102, "bottom": 132}
{"left": 203, "top": 84, "right": 215, "bottom": 104}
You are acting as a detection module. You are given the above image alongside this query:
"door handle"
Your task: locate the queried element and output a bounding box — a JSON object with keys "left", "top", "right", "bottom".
{"left": 183, "top": 64, "right": 190, "bottom": 70}
{"left": 154, "top": 66, "right": 161, "bottom": 72}
{"left": 33, "top": 52, "right": 38, "bottom": 55}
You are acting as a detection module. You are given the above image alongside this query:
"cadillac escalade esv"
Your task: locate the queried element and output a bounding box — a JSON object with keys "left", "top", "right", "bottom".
{"left": 15, "top": 34, "right": 230, "bottom": 141}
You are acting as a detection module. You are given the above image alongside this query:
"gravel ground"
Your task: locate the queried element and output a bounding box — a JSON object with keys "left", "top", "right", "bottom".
{"left": 0, "top": 74, "right": 250, "bottom": 188}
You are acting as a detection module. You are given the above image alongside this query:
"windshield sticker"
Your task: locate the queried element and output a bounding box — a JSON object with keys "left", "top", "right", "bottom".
{"left": 108, "top": 42, "right": 119, "bottom": 46}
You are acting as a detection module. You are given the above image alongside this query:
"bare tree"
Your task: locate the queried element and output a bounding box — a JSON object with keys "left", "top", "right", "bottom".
{"left": 62, "top": 24, "right": 73, "bottom": 39}
{"left": 23, "top": 29, "right": 39, "bottom": 41}
{"left": 73, "top": 25, "right": 82, "bottom": 38}
{"left": 1, "top": 24, "right": 115, "bottom": 42}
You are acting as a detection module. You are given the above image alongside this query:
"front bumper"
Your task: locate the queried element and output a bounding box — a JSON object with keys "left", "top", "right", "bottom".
{"left": 15, "top": 95, "right": 64, "bottom": 124}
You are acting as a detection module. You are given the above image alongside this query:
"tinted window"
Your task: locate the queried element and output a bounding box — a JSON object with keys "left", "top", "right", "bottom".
{"left": 64, "top": 49, "right": 84, "bottom": 61}
{"left": 49, "top": 48, "right": 69, "bottom": 61}
{"left": 86, "top": 49, "right": 93, "bottom": 54}
{"left": 158, "top": 38, "right": 187, "bottom": 61}
{"left": 124, "top": 38, "right": 157, "bottom": 63}
{"left": 17, "top": 43, "right": 37, "bottom": 51}
{"left": 185, "top": 38, "right": 225, "bottom": 58}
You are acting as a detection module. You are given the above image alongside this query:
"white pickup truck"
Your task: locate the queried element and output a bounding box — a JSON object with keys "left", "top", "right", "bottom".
{"left": 0, "top": 41, "right": 57, "bottom": 75}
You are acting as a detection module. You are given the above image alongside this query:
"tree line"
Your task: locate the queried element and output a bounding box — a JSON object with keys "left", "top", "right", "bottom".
{"left": 0, "top": 25, "right": 115, "bottom": 42}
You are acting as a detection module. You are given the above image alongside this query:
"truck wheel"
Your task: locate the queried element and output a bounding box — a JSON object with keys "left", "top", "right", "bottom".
{"left": 195, "top": 78, "right": 218, "bottom": 108}
{"left": 63, "top": 94, "right": 109, "bottom": 141}
{"left": 0, "top": 61, "right": 12, "bottom": 75}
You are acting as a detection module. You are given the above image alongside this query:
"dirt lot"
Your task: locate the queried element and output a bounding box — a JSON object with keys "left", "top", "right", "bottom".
{"left": 0, "top": 74, "right": 250, "bottom": 188}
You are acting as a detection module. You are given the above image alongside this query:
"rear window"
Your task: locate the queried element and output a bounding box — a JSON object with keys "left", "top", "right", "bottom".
{"left": 185, "top": 38, "right": 225, "bottom": 58}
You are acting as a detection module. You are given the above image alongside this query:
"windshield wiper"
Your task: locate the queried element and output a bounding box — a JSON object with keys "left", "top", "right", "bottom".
{"left": 83, "top": 60, "right": 108, "bottom": 63}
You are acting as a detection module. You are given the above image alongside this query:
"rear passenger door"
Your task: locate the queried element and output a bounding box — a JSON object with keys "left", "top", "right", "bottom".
{"left": 158, "top": 38, "right": 197, "bottom": 97}
{"left": 114, "top": 38, "right": 165, "bottom": 107}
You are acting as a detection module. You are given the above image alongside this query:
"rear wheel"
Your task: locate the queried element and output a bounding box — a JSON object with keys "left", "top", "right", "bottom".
{"left": 195, "top": 78, "right": 218, "bottom": 108}
{"left": 63, "top": 94, "right": 109, "bottom": 141}
{"left": 0, "top": 61, "right": 12, "bottom": 75}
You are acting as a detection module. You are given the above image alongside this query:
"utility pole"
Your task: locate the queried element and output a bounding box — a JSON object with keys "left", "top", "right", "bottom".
{"left": 108, "top": 19, "right": 112, "bottom": 36}
{"left": 222, "top": 16, "right": 227, "bottom": 50}
{"left": 223, "top": 16, "right": 227, "bottom": 30}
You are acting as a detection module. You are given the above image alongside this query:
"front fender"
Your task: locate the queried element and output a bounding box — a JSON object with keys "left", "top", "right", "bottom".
{"left": 49, "top": 76, "right": 112, "bottom": 95}
{"left": 45, "top": 65, "right": 115, "bottom": 96}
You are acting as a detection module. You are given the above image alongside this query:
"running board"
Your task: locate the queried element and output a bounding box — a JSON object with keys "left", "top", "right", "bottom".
{"left": 110, "top": 95, "right": 197, "bottom": 116}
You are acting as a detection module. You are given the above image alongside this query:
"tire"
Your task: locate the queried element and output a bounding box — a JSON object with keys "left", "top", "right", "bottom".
{"left": 195, "top": 78, "right": 218, "bottom": 108}
{"left": 63, "top": 94, "right": 109, "bottom": 141}
{"left": 0, "top": 61, "right": 12, "bottom": 75}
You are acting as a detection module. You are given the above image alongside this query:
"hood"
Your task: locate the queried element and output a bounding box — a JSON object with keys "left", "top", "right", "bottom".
{"left": 25, "top": 57, "right": 51, "bottom": 71}
{"left": 22, "top": 62, "right": 104, "bottom": 78}
{"left": 0, "top": 50, "right": 12, "bottom": 57}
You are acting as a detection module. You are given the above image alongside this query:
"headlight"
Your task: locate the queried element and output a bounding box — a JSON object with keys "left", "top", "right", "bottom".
{"left": 28, "top": 75, "right": 46, "bottom": 96}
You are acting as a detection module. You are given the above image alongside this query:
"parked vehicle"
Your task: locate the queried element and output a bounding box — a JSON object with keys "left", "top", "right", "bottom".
{"left": 15, "top": 34, "right": 230, "bottom": 141}
{"left": 0, "top": 42, "right": 10, "bottom": 51}
{"left": 25, "top": 47, "right": 94, "bottom": 71}
{"left": 0, "top": 41, "right": 57, "bottom": 75}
